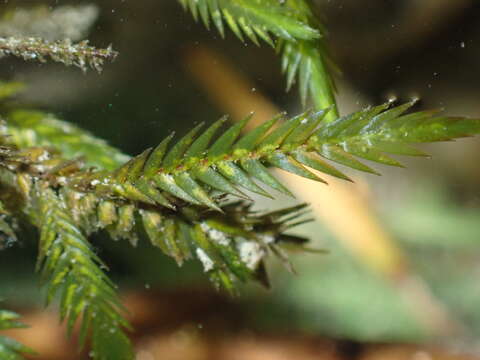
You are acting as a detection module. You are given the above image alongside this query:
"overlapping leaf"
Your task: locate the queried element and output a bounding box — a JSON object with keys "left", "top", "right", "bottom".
{"left": 0, "top": 309, "right": 35, "bottom": 359}
{"left": 0, "top": 107, "right": 315, "bottom": 347}
{"left": 63, "top": 189, "right": 312, "bottom": 293}
{"left": 0, "top": 107, "right": 313, "bottom": 292}
{"left": 278, "top": 0, "right": 337, "bottom": 119}
{"left": 178, "top": 0, "right": 337, "bottom": 116}
{"left": 0, "top": 134, "right": 135, "bottom": 359}
{"left": 5, "top": 109, "right": 129, "bottom": 170}
{"left": 1, "top": 99, "right": 479, "bottom": 359}
{"left": 30, "top": 185, "right": 132, "bottom": 360}
{"left": 178, "top": 0, "right": 319, "bottom": 45}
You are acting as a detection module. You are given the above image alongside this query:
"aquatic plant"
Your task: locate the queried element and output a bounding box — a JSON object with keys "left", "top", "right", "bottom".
{"left": 0, "top": 2, "right": 478, "bottom": 359}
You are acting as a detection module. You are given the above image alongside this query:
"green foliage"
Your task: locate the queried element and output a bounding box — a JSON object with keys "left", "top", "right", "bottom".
{"left": 1, "top": 90, "right": 479, "bottom": 359}
{"left": 0, "top": 106, "right": 314, "bottom": 358}
{"left": 5, "top": 109, "right": 129, "bottom": 170}
{"left": 100, "top": 101, "right": 480, "bottom": 210}
{"left": 0, "top": 2, "right": 479, "bottom": 360}
{"left": 278, "top": 0, "right": 337, "bottom": 115}
{"left": 0, "top": 309, "right": 35, "bottom": 359}
{"left": 178, "top": 0, "right": 338, "bottom": 118}
{"left": 0, "top": 126, "right": 134, "bottom": 359}
{"left": 32, "top": 185, "right": 133, "bottom": 359}
{"left": 179, "top": 0, "right": 320, "bottom": 42}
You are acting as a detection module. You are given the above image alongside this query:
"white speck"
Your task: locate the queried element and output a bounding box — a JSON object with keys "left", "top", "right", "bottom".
{"left": 238, "top": 241, "right": 265, "bottom": 270}
{"left": 200, "top": 222, "right": 230, "bottom": 246}
{"left": 259, "top": 234, "right": 275, "bottom": 244}
{"left": 300, "top": 118, "right": 308, "bottom": 124}
{"left": 460, "top": 41, "right": 465, "bottom": 48}
{"left": 196, "top": 248, "right": 214, "bottom": 272}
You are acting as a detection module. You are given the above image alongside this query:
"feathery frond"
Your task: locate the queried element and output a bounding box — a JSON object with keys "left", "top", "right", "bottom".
{"left": 0, "top": 37, "right": 118, "bottom": 72}
{"left": 0, "top": 2, "right": 478, "bottom": 358}
{"left": 2, "top": 99, "right": 477, "bottom": 296}
{"left": 64, "top": 186, "right": 312, "bottom": 292}
{"left": 0, "top": 104, "right": 313, "bottom": 358}
{"left": 278, "top": 0, "right": 337, "bottom": 118}
{"left": 0, "top": 3, "right": 113, "bottom": 72}
{"left": 30, "top": 184, "right": 133, "bottom": 359}
{"left": 4, "top": 109, "right": 129, "bottom": 170}
{"left": 0, "top": 126, "right": 132, "bottom": 359}
{"left": 0, "top": 92, "right": 479, "bottom": 358}
{"left": 178, "top": 0, "right": 319, "bottom": 44}
{"left": 17, "top": 100, "right": 473, "bottom": 295}
{"left": 178, "top": 0, "right": 338, "bottom": 116}
{"left": 100, "top": 102, "right": 480, "bottom": 212}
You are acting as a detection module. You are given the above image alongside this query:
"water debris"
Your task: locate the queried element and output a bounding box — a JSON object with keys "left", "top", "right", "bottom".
{"left": 196, "top": 248, "right": 214, "bottom": 272}
{"left": 238, "top": 240, "right": 265, "bottom": 270}
{"left": 0, "top": 36, "right": 118, "bottom": 72}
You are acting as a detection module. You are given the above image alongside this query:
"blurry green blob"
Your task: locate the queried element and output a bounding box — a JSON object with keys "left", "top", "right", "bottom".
{"left": 0, "top": 309, "right": 36, "bottom": 359}
{"left": 384, "top": 184, "right": 480, "bottom": 340}
{"left": 260, "top": 228, "right": 427, "bottom": 342}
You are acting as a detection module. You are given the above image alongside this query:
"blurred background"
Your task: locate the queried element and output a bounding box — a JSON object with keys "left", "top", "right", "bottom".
{"left": 1, "top": 0, "right": 480, "bottom": 359}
